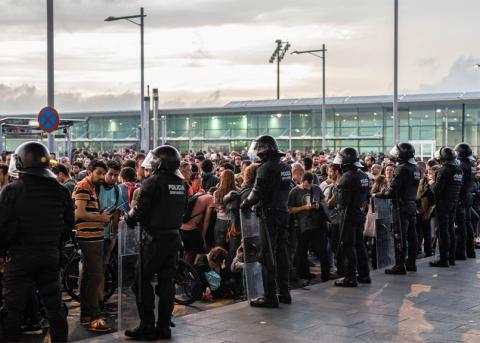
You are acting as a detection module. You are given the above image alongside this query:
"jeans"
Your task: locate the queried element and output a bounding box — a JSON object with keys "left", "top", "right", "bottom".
{"left": 78, "top": 240, "right": 104, "bottom": 320}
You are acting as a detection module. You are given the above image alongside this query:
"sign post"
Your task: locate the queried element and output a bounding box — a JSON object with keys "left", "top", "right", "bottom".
{"left": 38, "top": 106, "right": 60, "bottom": 134}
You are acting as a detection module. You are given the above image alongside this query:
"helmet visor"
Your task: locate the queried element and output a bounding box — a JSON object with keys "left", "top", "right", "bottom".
{"left": 141, "top": 151, "right": 159, "bottom": 169}
{"left": 247, "top": 141, "right": 259, "bottom": 161}
{"left": 332, "top": 153, "right": 342, "bottom": 165}
{"left": 8, "top": 154, "right": 19, "bottom": 179}
{"left": 390, "top": 145, "right": 400, "bottom": 159}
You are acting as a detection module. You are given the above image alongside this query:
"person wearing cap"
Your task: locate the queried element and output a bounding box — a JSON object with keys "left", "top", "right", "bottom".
{"left": 374, "top": 143, "right": 421, "bottom": 275}
{"left": 332, "top": 147, "right": 371, "bottom": 287}
{"left": 430, "top": 147, "right": 463, "bottom": 268}
{"left": 124, "top": 145, "right": 187, "bottom": 340}
{"left": 0, "top": 142, "right": 73, "bottom": 342}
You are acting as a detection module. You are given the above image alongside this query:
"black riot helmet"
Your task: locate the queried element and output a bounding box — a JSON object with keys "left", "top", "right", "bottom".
{"left": 437, "top": 146, "right": 457, "bottom": 165}
{"left": 454, "top": 143, "right": 474, "bottom": 161}
{"left": 390, "top": 142, "right": 415, "bottom": 163}
{"left": 248, "top": 135, "right": 285, "bottom": 161}
{"left": 151, "top": 145, "right": 183, "bottom": 179}
{"left": 13, "top": 141, "right": 55, "bottom": 179}
{"left": 334, "top": 147, "right": 363, "bottom": 170}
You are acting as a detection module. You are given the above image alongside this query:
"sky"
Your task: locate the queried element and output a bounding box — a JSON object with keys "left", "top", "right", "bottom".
{"left": 1, "top": 0, "right": 480, "bottom": 114}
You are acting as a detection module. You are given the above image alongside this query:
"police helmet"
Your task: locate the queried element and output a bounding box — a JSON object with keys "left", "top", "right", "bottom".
{"left": 247, "top": 135, "right": 284, "bottom": 161}
{"left": 390, "top": 142, "right": 415, "bottom": 163}
{"left": 13, "top": 141, "right": 55, "bottom": 179}
{"left": 151, "top": 145, "right": 183, "bottom": 179}
{"left": 438, "top": 146, "right": 457, "bottom": 165}
{"left": 335, "top": 147, "right": 363, "bottom": 169}
{"left": 454, "top": 143, "right": 474, "bottom": 161}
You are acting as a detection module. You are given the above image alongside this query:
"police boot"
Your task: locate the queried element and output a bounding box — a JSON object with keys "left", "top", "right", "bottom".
{"left": 406, "top": 263, "right": 417, "bottom": 272}
{"left": 156, "top": 326, "right": 172, "bottom": 340}
{"left": 429, "top": 259, "right": 449, "bottom": 268}
{"left": 455, "top": 250, "right": 467, "bottom": 260}
{"left": 278, "top": 293, "right": 292, "bottom": 304}
{"left": 385, "top": 264, "right": 407, "bottom": 275}
{"left": 357, "top": 275, "right": 372, "bottom": 284}
{"left": 250, "top": 297, "right": 279, "bottom": 308}
{"left": 449, "top": 259, "right": 456, "bottom": 266}
{"left": 467, "top": 250, "right": 476, "bottom": 259}
{"left": 334, "top": 278, "right": 358, "bottom": 288}
{"left": 125, "top": 322, "right": 158, "bottom": 340}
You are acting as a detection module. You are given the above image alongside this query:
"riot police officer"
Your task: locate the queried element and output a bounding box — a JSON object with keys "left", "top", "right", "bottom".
{"left": 375, "top": 143, "right": 420, "bottom": 274}
{"left": 124, "top": 145, "right": 186, "bottom": 340}
{"left": 0, "top": 142, "right": 73, "bottom": 342}
{"left": 430, "top": 147, "right": 463, "bottom": 267}
{"left": 333, "top": 148, "right": 371, "bottom": 287}
{"left": 454, "top": 143, "right": 477, "bottom": 259}
{"left": 240, "top": 135, "right": 292, "bottom": 308}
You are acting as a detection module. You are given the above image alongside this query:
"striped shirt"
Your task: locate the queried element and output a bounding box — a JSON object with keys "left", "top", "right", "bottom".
{"left": 73, "top": 177, "right": 104, "bottom": 242}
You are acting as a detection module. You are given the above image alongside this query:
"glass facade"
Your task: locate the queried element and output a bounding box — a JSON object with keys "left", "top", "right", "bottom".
{"left": 11, "top": 95, "right": 477, "bottom": 154}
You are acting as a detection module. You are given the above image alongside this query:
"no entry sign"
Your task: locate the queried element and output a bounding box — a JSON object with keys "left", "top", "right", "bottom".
{"left": 38, "top": 106, "right": 60, "bottom": 133}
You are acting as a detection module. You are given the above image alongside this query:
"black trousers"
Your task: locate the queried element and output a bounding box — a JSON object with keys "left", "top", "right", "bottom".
{"left": 416, "top": 214, "right": 432, "bottom": 256}
{"left": 456, "top": 204, "right": 475, "bottom": 257}
{"left": 437, "top": 206, "right": 456, "bottom": 262}
{"left": 341, "top": 220, "right": 370, "bottom": 282}
{"left": 399, "top": 209, "right": 418, "bottom": 266}
{"left": 132, "top": 233, "right": 179, "bottom": 328}
{"left": 296, "top": 228, "right": 330, "bottom": 281}
{"left": 1, "top": 248, "right": 67, "bottom": 343}
{"left": 260, "top": 214, "right": 290, "bottom": 299}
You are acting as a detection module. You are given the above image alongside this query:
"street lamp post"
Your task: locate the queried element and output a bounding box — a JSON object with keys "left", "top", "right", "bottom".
{"left": 291, "top": 45, "right": 328, "bottom": 151}
{"left": 269, "top": 40, "right": 290, "bottom": 99}
{"left": 393, "top": 0, "right": 399, "bottom": 145}
{"left": 47, "top": 0, "right": 55, "bottom": 153}
{"left": 105, "top": 8, "right": 147, "bottom": 151}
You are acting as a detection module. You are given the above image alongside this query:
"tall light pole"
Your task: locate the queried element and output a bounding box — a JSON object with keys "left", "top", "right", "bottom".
{"left": 393, "top": 0, "right": 399, "bottom": 145}
{"left": 269, "top": 39, "right": 290, "bottom": 99}
{"left": 47, "top": 0, "right": 55, "bottom": 153}
{"left": 291, "top": 44, "right": 328, "bottom": 151}
{"left": 105, "top": 8, "right": 147, "bottom": 151}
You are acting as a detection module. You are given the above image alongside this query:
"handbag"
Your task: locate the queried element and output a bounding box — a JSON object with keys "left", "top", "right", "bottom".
{"left": 364, "top": 199, "right": 376, "bottom": 238}
{"left": 204, "top": 271, "right": 221, "bottom": 291}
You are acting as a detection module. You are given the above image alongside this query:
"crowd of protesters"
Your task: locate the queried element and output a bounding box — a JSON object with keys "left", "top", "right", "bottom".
{"left": 1, "top": 144, "right": 480, "bottom": 337}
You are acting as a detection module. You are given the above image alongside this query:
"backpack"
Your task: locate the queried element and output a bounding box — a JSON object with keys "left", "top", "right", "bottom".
{"left": 182, "top": 192, "right": 205, "bottom": 224}
{"left": 124, "top": 182, "right": 140, "bottom": 204}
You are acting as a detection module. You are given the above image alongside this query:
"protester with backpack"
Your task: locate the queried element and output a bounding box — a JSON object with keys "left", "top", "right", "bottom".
{"left": 181, "top": 173, "right": 215, "bottom": 265}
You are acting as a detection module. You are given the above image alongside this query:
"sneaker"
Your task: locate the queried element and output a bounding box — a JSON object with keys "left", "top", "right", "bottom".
{"left": 385, "top": 264, "right": 407, "bottom": 275}
{"left": 20, "top": 323, "right": 43, "bottom": 335}
{"left": 88, "top": 318, "right": 112, "bottom": 333}
{"left": 250, "top": 297, "right": 279, "bottom": 308}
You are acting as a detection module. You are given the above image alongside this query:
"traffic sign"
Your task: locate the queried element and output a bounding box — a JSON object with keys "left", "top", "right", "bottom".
{"left": 38, "top": 106, "right": 60, "bottom": 133}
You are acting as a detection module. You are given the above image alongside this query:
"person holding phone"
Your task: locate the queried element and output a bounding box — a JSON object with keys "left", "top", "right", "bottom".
{"left": 288, "top": 172, "right": 330, "bottom": 283}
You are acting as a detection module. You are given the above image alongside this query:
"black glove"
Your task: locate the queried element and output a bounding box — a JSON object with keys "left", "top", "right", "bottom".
{"left": 240, "top": 200, "right": 251, "bottom": 211}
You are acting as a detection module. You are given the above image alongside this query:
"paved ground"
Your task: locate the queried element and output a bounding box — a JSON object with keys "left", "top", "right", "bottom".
{"left": 70, "top": 256, "right": 480, "bottom": 343}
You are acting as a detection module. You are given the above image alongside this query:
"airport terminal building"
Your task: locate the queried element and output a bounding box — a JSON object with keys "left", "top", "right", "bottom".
{"left": 2, "top": 92, "right": 480, "bottom": 156}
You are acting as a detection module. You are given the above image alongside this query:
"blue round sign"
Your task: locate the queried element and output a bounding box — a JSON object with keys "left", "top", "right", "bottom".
{"left": 38, "top": 106, "right": 60, "bottom": 133}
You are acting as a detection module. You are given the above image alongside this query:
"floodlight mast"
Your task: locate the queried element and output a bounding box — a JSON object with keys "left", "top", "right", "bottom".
{"left": 269, "top": 39, "right": 290, "bottom": 99}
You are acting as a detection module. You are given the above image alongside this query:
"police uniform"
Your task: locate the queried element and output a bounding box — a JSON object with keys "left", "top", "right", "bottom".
{"left": 124, "top": 145, "right": 186, "bottom": 340}
{"left": 431, "top": 147, "right": 463, "bottom": 267}
{"left": 376, "top": 143, "right": 420, "bottom": 274}
{"left": 241, "top": 135, "right": 292, "bottom": 307}
{"left": 0, "top": 142, "right": 73, "bottom": 342}
{"left": 454, "top": 143, "right": 477, "bottom": 259}
{"left": 334, "top": 148, "right": 371, "bottom": 287}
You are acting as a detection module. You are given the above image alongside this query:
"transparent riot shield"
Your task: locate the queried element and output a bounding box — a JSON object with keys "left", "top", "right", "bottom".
{"left": 240, "top": 209, "right": 264, "bottom": 301}
{"left": 117, "top": 221, "right": 140, "bottom": 332}
{"left": 373, "top": 198, "right": 395, "bottom": 269}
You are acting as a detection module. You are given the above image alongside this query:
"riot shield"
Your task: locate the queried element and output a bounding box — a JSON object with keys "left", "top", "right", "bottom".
{"left": 239, "top": 209, "right": 264, "bottom": 301}
{"left": 117, "top": 221, "right": 140, "bottom": 332}
{"left": 373, "top": 198, "right": 395, "bottom": 269}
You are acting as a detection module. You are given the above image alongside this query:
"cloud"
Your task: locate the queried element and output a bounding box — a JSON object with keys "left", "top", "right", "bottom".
{"left": 419, "top": 56, "right": 480, "bottom": 92}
